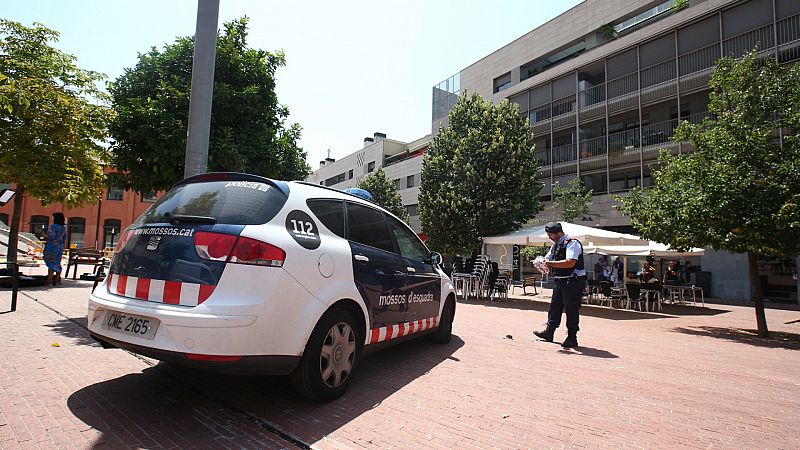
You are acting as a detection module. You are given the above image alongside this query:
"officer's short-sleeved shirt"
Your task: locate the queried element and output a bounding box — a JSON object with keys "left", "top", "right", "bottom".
{"left": 545, "top": 234, "right": 586, "bottom": 277}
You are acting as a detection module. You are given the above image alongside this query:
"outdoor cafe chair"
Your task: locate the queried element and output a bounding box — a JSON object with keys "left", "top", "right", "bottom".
{"left": 641, "top": 281, "right": 663, "bottom": 312}
{"left": 624, "top": 283, "right": 645, "bottom": 311}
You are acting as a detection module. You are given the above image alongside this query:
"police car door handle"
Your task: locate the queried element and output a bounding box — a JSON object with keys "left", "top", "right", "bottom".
{"left": 406, "top": 267, "right": 416, "bottom": 273}
{"left": 354, "top": 254, "right": 369, "bottom": 262}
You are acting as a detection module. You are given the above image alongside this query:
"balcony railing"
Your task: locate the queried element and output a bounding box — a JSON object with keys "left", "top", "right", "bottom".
{"left": 579, "top": 83, "right": 605, "bottom": 109}
{"left": 536, "top": 148, "right": 551, "bottom": 167}
{"left": 778, "top": 14, "right": 800, "bottom": 45}
{"left": 529, "top": 103, "right": 551, "bottom": 124}
{"left": 723, "top": 23, "right": 775, "bottom": 58}
{"left": 552, "top": 143, "right": 576, "bottom": 164}
{"left": 679, "top": 42, "right": 720, "bottom": 77}
{"left": 640, "top": 58, "right": 676, "bottom": 88}
{"left": 778, "top": 14, "right": 800, "bottom": 63}
{"left": 551, "top": 95, "right": 576, "bottom": 118}
{"left": 578, "top": 135, "right": 606, "bottom": 158}
{"left": 607, "top": 72, "right": 638, "bottom": 100}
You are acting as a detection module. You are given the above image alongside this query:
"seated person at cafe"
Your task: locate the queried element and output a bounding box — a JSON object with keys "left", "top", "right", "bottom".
{"left": 625, "top": 272, "right": 640, "bottom": 283}
{"left": 594, "top": 256, "right": 607, "bottom": 281}
{"left": 638, "top": 260, "right": 657, "bottom": 283}
{"left": 680, "top": 261, "right": 695, "bottom": 286}
{"left": 663, "top": 260, "right": 680, "bottom": 284}
{"left": 603, "top": 259, "right": 618, "bottom": 283}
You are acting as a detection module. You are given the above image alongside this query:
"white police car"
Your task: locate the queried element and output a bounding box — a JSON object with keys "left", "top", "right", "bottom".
{"left": 88, "top": 172, "right": 455, "bottom": 401}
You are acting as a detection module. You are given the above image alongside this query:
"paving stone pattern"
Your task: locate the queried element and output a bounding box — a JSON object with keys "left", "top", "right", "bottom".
{"left": 1, "top": 272, "right": 800, "bottom": 449}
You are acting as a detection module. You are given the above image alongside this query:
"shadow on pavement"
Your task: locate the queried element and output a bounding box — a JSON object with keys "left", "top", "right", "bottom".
{"left": 557, "top": 346, "right": 619, "bottom": 358}
{"left": 460, "top": 298, "right": 674, "bottom": 321}
{"left": 68, "top": 335, "right": 464, "bottom": 448}
{"left": 670, "top": 326, "right": 800, "bottom": 350}
{"left": 44, "top": 317, "right": 98, "bottom": 347}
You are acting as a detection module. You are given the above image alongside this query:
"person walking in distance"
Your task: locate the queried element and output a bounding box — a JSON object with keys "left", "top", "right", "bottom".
{"left": 533, "top": 222, "right": 586, "bottom": 348}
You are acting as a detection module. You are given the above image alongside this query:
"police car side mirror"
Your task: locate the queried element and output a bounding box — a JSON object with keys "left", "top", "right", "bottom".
{"left": 430, "top": 252, "right": 443, "bottom": 266}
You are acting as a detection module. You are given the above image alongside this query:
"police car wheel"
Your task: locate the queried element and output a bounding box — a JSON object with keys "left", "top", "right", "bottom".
{"left": 431, "top": 297, "right": 455, "bottom": 344}
{"left": 290, "top": 308, "right": 361, "bottom": 401}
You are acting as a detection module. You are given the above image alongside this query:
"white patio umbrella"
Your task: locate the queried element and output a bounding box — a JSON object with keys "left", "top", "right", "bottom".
{"left": 483, "top": 222, "right": 647, "bottom": 247}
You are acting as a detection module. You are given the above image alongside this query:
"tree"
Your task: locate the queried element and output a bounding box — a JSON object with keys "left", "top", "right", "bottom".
{"left": 616, "top": 51, "right": 800, "bottom": 337}
{"left": 108, "top": 17, "right": 310, "bottom": 194}
{"left": 545, "top": 177, "right": 593, "bottom": 223}
{"left": 0, "top": 19, "right": 112, "bottom": 262}
{"left": 357, "top": 169, "right": 409, "bottom": 223}
{"left": 419, "top": 92, "right": 543, "bottom": 255}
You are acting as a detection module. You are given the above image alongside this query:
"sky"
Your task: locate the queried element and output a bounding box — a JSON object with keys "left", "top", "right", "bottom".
{"left": 4, "top": 0, "right": 583, "bottom": 169}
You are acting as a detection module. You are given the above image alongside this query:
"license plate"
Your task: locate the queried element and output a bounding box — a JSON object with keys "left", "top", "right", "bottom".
{"left": 101, "top": 311, "right": 160, "bottom": 340}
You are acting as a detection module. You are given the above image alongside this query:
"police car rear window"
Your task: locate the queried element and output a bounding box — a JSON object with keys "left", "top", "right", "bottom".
{"left": 135, "top": 180, "right": 287, "bottom": 225}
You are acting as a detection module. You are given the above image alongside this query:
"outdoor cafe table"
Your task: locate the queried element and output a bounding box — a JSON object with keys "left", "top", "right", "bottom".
{"left": 662, "top": 284, "right": 705, "bottom": 307}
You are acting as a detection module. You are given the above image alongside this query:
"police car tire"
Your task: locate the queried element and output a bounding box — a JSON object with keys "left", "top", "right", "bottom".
{"left": 431, "top": 297, "right": 455, "bottom": 344}
{"left": 289, "top": 308, "right": 362, "bottom": 402}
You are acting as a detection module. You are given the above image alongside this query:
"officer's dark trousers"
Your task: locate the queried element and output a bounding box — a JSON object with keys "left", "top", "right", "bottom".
{"left": 547, "top": 277, "right": 585, "bottom": 334}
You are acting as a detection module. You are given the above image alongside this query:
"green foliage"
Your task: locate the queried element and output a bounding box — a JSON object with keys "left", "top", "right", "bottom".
{"left": 419, "top": 92, "right": 543, "bottom": 255}
{"left": 672, "top": 0, "right": 689, "bottom": 14}
{"left": 598, "top": 23, "right": 616, "bottom": 40}
{"left": 616, "top": 51, "right": 800, "bottom": 335}
{"left": 0, "top": 19, "right": 112, "bottom": 205}
{"left": 108, "top": 17, "right": 310, "bottom": 193}
{"left": 357, "top": 169, "right": 409, "bottom": 223}
{"left": 520, "top": 245, "right": 549, "bottom": 264}
{"left": 546, "top": 177, "right": 592, "bottom": 223}
{"left": 617, "top": 51, "right": 800, "bottom": 258}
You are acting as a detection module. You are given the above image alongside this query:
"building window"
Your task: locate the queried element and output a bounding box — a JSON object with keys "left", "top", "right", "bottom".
{"left": 394, "top": 179, "right": 403, "bottom": 190}
{"left": 0, "top": 213, "right": 8, "bottom": 226}
{"left": 141, "top": 190, "right": 158, "bottom": 203}
{"left": 107, "top": 185, "right": 124, "bottom": 201}
{"left": 348, "top": 169, "right": 354, "bottom": 179}
{"left": 324, "top": 172, "right": 347, "bottom": 187}
{"left": 30, "top": 215, "right": 48, "bottom": 237}
{"left": 406, "top": 175, "right": 415, "bottom": 188}
{"left": 103, "top": 219, "right": 122, "bottom": 249}
{"left": 67, "top": 217, "right": 86, "bottom": 249}
{"left": 367, "top": 161, "right": 375, "bottom": 173}
{"left": 493, "top": 72, "right": 512, "bottom": 93}
{"left": 406, "top": 204, "right": 419, "bottom": 217}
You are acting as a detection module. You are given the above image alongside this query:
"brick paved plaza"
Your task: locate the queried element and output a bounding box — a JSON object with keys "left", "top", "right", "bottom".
{"left": 1, "top": 270, "right": 800, "bottom": 449}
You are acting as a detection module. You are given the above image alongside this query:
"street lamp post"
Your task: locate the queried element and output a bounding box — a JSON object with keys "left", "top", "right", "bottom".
{"left": 183, "top": 0, "right": 220, "bottom": 179}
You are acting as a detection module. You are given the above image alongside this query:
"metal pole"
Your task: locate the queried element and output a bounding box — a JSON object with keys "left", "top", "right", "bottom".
{"left": 184, "top": 0, "right": 220, "bottom": 179}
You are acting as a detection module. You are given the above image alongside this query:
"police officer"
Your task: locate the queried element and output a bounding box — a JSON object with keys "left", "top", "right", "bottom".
{"left": 533, "top": 222, "right": 586, "bottom": 348}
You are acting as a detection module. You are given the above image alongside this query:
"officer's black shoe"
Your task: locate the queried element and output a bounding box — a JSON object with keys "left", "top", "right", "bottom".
{"left": 533, "top": 328, "right": 555, "bottom": 342}
{"left": 561, "top": 335, "right": 578, "bottom": 348}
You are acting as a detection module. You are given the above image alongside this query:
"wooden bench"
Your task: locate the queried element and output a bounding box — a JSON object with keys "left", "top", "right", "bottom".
{"left": 511, "top": 275, "right": 538, "bottom": 296}
{"left": 0, "top": 262, "right": 19, "bottom": 312}
{"left": 65, "top": 248, "right": 107, "bottom": 280}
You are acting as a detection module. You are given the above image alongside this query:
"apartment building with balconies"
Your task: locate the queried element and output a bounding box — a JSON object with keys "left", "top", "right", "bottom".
{"left": 431, "top": 0, "right": 800, "bottom": 302}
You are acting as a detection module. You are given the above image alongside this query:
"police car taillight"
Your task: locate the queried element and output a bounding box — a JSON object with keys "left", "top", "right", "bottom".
{"left": 194, "top": 232, "right": 285, "bottom": 267}
{"left": 194, "top": 232, "right": 237, "bottom": 261}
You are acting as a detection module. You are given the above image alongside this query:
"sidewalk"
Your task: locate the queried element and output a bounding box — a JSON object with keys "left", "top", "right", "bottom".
{"left": 1, "top": 270, "right": 800, "bottom": 448}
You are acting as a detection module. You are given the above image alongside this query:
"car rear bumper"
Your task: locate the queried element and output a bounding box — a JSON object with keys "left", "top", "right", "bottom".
{"left": 90, "top": 332, "right": 300, "bottom": 375}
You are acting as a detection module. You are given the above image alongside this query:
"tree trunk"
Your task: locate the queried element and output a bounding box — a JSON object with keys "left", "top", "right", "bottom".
{"left": 747, "top": 252, "right": 769, "bottom": 337}
{"left": 7, "top": 185, "right": 24, "bottom": 263}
